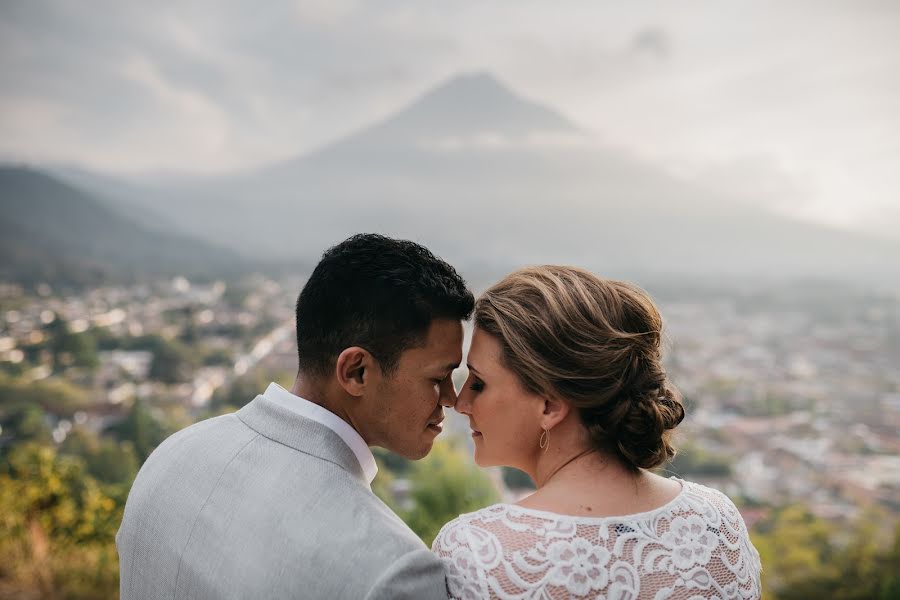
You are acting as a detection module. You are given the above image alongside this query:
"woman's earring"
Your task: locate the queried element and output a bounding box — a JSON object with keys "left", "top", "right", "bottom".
{"left": 539, "top": 428, "right": 549, "bottom": 451}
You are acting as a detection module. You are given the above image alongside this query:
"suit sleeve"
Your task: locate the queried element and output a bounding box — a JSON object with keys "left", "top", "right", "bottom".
{"left": 364, "top": 548, "right": 449, "bottom": 600}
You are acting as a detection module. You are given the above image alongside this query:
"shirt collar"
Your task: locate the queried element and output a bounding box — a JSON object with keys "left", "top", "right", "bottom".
{"left": 262, "top": 382, "right": 378, "bottom": 485}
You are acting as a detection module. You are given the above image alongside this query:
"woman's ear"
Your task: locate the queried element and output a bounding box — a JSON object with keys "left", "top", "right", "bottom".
{"left": 540, "top": 395, "right": 570, "bottom": 431}
{"left": 334, "top": 347, "right": 374, "bottom": 397}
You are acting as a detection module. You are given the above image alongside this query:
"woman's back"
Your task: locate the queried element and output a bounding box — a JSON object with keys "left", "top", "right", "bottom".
{"left": 433, "top": 479, "right": 761, "bottom": 599}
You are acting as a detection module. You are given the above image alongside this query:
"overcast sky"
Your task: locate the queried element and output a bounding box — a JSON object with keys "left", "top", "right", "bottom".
{"left": 1, "top": 1, "right": 898, "bottom": 237}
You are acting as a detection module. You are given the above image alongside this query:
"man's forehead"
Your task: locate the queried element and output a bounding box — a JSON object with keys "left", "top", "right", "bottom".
{"left": 401, "top": 319, "right": 463, "bottom": 367}
{"left": 402, "top": 348, "right": 461, "bottom": 372}
{"left": 423, "top": 320, "right": 463, "bottom": 347}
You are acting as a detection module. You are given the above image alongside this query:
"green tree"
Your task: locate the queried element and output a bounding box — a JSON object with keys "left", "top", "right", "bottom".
{"left": 207, "top": 369, "right": 293, "bottom": 415}
{"left": 752, "top": 504, "right": 837, "bottom": 597}
{"left": 148, "top": 337, "right": 194, "bottom": 384}
{"left": 106, "top": 400, "right": 171, "bottom": 462}
{"left": 403, "top": 441, "right": 500, "bottom": 546}
{"left": 667, "top": 440, "right": 733, "bottom": 478}
{"left": 753, "top": 505, "right": 900, "bottom": 600}
{"left": 373, "top": 447, "right": 412, "bottom": 476}
{"left": 201, "top": 346, "right": 233, "bottom": 367}
{"left": 0, "top": 401, "right": 51, "bottom": 454}
{"left": 0, "top": 374, "right": 92, "bottom": 416}
{"left": 502, "top": 466, "right": 535, "bottom": 490}
{"left": 0, "top": 443, "right": 121, "bottom": 598}
{"left": 371, "top": 456, "right": 398, "bottom": 512}
{"left": 60, "top": 428, "right": 139, "bottom": 486}
{"left": 46, "top": 318, "right": 99, "bottom": 372}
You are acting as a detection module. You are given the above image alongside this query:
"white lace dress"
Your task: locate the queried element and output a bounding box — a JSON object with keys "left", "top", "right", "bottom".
{"left": 432, "top": 479, "right": 761, "bottom": 600}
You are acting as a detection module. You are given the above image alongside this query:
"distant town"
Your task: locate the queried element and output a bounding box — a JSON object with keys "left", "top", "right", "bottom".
{"left": 2, "top": 274, "right": 898, "bottom": 530}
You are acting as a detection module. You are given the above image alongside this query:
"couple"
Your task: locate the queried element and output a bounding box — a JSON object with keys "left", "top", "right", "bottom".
{"left": 117, "top": 234, "right": 761, "bottom": 599}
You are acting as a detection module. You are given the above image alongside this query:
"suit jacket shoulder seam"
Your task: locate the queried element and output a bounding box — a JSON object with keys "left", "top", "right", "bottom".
{"left": 171, "top": 432, "right": 260, "bottom": 599}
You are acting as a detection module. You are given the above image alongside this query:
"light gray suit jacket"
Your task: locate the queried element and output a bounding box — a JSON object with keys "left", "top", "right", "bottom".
{"left": 116, "top": 394, "right": 448, "bottom": 599}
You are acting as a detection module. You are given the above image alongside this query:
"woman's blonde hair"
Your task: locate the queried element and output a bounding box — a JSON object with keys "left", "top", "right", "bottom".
{"left": 474, "top": 266, "right": 684, "bottom": 471}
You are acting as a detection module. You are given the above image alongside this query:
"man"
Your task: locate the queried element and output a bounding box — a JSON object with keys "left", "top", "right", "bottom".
{"left": 116, "top": 234, "right": 473, "bottom": 599}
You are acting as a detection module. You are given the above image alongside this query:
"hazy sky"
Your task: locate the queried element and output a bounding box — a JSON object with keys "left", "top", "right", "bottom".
{"left": 1, "top": 1, "right": 898, "bottom": 237}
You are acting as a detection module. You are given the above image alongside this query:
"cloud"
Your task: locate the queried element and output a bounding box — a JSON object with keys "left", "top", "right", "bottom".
{"left": 292, "top": 0, "right": 361, "bottom": 26}
{"left": 630, "top": 28, "right": 671, "bottom": 60}
{"left": 0, "top": 0, "right": 898, "bottom": 236}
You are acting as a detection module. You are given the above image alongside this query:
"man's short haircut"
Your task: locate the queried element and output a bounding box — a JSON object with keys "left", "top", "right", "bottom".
{"left": 295, "top": 234, "right": 474, "bottom": 377}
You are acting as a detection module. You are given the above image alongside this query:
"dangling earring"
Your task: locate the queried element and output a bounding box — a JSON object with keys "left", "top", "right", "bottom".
{"left": 539, "top": 428, "right": 549, "bottom": 451}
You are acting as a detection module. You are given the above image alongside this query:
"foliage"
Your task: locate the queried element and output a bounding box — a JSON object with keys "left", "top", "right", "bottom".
{"left": 206, "top": 369, "right": 292, "bottom": 414}
{"left": 373, "top": 446, "right": 412, "bottom": 476}
{"left": 0, "top": 374, "right": 92, "bottom": 418}
{"left": 60, "top": 428, "right": 139, "bottom": 486}
{"left": 0, "top": 443, "right": 121, "bottom": 599}
{"left": 105, "top": 400, "right": 172, "bottom": 463}
{"left": 45, "top": 319, "right": 99, "bottom": 372}
{"left": 370, "top": 455, "right": 398, "bottom": 512}
{"left": 402, "top": 441, "right": 500, "bottom": 547}
{"left": 753, "top": 505, "right": 900, "bottom": 599}
{"left": 667, "top": 440, "right": 733, "bottom": 478}
{"left": 502, "top": 466, "right": 535, "bottom": 490}
{"left": 147, "top": 337, "right": 195, "bottom": 384}
{"left": 200, "top": 346, "right": 233, "bottom": 367}
{"left": 0, "top": 401, "right": 51, "bottom": 454}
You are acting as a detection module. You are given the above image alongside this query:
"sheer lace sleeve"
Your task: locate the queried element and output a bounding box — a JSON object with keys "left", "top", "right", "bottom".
{"left": 432, "top": 480, "right": 761, "bottom": 599}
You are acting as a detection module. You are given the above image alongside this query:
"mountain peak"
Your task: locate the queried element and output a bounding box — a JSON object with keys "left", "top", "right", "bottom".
{"left": 420, "top": 71, "right": 522, "bottom": 105}
{"left": 351, "top": 71, "right": 579, "bottom": 146}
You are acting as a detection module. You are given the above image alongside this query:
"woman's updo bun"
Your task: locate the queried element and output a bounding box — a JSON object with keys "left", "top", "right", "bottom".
{"left": 474, "top": 266, "right": 684, "bottom": 471}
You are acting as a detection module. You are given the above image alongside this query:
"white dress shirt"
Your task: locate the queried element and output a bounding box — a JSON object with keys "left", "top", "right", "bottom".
{"left": 262, "top": 382, "right": 378, "bottom": 485}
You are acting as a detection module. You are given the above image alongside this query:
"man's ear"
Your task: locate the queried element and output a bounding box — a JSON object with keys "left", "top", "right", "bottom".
{"left": 335, "top": 347, "right": 375, "bottom": 397}
{"left": 540, "top": 395, "right": 570, "bottom": 431}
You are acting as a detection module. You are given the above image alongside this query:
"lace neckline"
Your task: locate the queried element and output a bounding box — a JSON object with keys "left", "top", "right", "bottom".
{"left": 476, "top": 477, "right": 688, "bottom": 524}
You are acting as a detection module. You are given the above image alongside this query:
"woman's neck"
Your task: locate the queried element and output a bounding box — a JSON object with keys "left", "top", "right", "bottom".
{"left": 532, "top": 444, "right": 636, "bottom": 489}
{"left": 519, "top": 443, "right": 681, "bottom": 518}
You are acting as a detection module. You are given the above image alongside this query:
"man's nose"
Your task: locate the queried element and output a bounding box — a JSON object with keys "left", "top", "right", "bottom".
{"left": 439, "top": 378, "right": 458, "bottom": 408}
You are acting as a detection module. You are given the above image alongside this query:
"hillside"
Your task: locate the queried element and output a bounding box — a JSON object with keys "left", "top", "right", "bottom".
{"left": 0, "top": 166, "right": 250, "bottom": 286}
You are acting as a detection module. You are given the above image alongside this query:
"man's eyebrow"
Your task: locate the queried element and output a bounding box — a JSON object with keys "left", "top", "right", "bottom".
{"left": 435, "top": 362, "right": 459, "bottom": 374}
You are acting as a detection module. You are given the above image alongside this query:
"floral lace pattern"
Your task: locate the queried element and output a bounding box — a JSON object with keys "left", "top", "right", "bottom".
{"left": 432, "top": 479, "right": 761, "bottom": 599}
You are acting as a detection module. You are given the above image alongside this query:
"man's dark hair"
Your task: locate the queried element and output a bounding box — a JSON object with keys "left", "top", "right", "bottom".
{"left": 295, "top": 234, "right": 474, "bottom": 377}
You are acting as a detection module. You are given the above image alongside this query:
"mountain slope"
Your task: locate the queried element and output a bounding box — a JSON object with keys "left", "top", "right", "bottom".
{"left": 0, "top": 166, "right": 249, "bottom": 286}
{"left": 45, "top": 73, "right": 900, "bottom": 284}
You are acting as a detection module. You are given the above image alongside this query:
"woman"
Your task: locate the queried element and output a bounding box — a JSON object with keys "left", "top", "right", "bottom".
{"left": 432, "top": 266, "right": 761, "bottom": 599}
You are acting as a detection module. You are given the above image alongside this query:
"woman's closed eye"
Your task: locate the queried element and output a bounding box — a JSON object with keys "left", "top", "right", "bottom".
{"left": 469, "top": 377, "right": 485, "bottom": 393}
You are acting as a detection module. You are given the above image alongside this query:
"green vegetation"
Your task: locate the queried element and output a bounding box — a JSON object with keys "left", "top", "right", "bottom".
{"left": 0, "top": 374, "right": 92, "bottom": 419}
{"left": 12, "top": 318, "right": 101, "bottom": 376}
{"left": 667, "top": 440, "right": 734, "bottom": 478}
{"left": 753, "top": 505, "right": 900, "bottom": 599}
{"left": 60, "top": 429, "right": 140, "bottom": 487}
{"left": 147, "top": 338, "right": 194, "bottom": 384}
{"left": 502, "top": 466, "right": 535, "bottom": 490}
{"left": 206, "top": 369, "right": 293, "bottom": 415}
{"left": 0, "top": 444, "right": 122, "bottom": 599}
{"left": 401, "top": 441, "right": 500, "bottom": 546}
{"left": 105, "top": 401, "right": 173, "bottom": 464}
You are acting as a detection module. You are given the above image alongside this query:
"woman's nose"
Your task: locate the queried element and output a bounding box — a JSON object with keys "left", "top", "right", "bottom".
{"left": 455, "top": 389, "right": 472, "bottom": 415}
